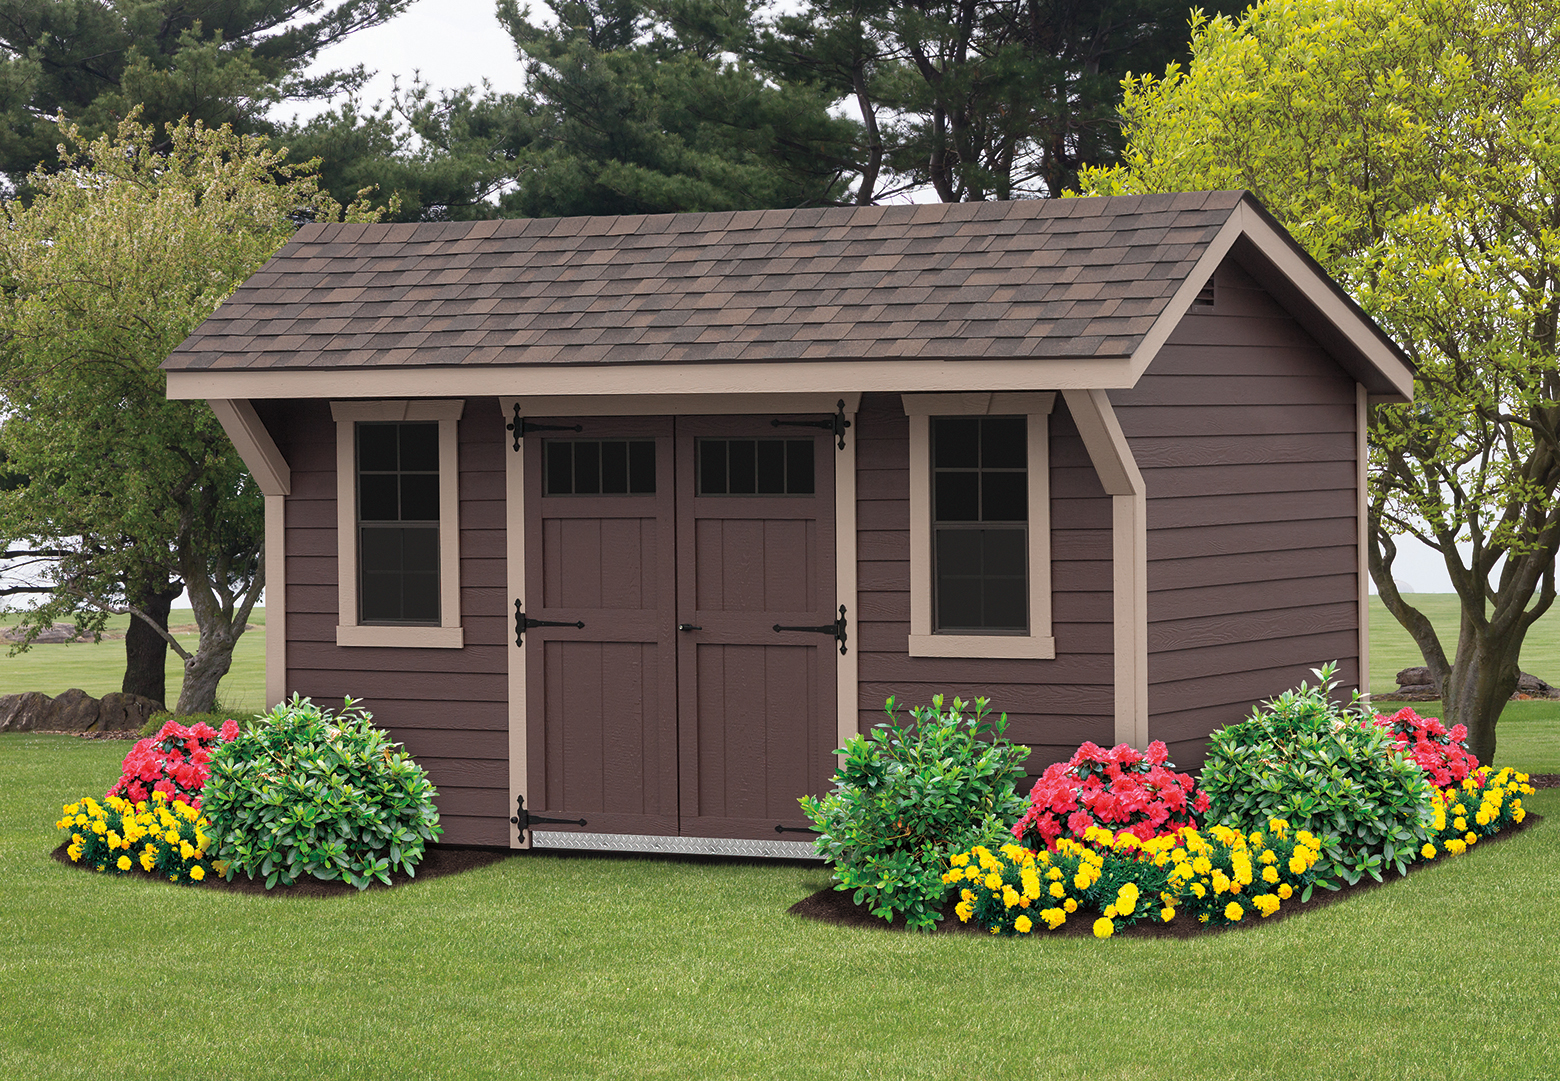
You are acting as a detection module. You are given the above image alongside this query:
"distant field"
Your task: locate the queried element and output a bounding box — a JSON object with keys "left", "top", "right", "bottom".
{"left": 0, "top": 608, "right": 266, "bottom": 716}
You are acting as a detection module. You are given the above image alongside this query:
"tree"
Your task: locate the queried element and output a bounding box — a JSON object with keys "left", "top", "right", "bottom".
{"left": 1078, "top": 0, "right": 1560, "bottom": 763}
{"left": 0, "top": 0, "right": 412, "bottom": 194}
{"left": 759, "top": 0, "right": 1245, "bottom": 203}
{"left": 0, "top": 113, "right": 383, "bottom": 713}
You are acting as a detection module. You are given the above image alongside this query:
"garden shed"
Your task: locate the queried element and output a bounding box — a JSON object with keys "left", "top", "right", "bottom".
{"left": 164, "top": 191, "right": 1414, "bottom": 854}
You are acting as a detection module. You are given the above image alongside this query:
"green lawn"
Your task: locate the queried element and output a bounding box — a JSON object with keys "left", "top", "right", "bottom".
{"left": 2, "top": 732, "right": 1557, "bottom": 1080}
{"left": 1369, "top": 592, "right": 1560, "bottom": 693}
{"left": 0, "top": 608, "right": 265, "bottom": 715}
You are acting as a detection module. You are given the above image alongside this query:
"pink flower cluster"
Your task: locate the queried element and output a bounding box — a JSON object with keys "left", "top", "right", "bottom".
{"left": 1012, "top": 740, "right": 1211, "bottom": 851}
{"left": 106, "top": 718, "right": 240, "bottom": 808}
{"left": 1369, "top": 706, "right": 1479, "bottom": 787}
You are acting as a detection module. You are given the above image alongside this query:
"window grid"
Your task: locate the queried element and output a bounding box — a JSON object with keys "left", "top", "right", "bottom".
{"left": 357, "top": 421, "right": 440, "bottom": 626}
{"left": 931, "top": 416, "right": 1028, "bottom": 633}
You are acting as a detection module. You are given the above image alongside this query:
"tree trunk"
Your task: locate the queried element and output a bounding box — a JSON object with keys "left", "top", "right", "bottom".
{"left": 122, "top": 583, "right": 180, "bottom": 706}
{"left": 1441, "top": 622, "right": 1525, "bottom": 765}
{"left": 175, "top": 627, "right": 237, "bottom": 715}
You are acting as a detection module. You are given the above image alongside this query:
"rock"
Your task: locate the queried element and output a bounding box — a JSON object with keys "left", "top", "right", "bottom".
{"left": 45, "top": 688, "right": 101, "bottom": 731}
{"left": 1516, "top": 672, "right": 1560, "bottom": 698}
{"left": 97, "top": 692, "right": 162, "bottom": 733}
{"left": 1391, "top": 665, "right": 1560, "bottom": 701}
{"left": 0, "top": 692, "right": 54, "bottom": 732}
{"left": 1395, "top": 666, "right": 1439, "bottom": 693}
{"left": 2, "top": 625, "right": 85, "bottom": 644}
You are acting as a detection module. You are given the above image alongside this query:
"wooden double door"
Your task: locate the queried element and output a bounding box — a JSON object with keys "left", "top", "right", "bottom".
{"left": 520, "top": 415, "right": 838, "bottom": 840}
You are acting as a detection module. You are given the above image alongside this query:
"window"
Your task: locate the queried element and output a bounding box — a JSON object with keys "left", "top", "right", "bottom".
{"left": 332, "top": 400, "right": 465, "bottom": 648}
{"left": 545, "top": 440, "right": 656, "bottom": 495}
{"left": 697, "top": 438, "right": 815, "bottom": 495}
{"left": 903, "top": 393, "right": 1055, "bottom": 659}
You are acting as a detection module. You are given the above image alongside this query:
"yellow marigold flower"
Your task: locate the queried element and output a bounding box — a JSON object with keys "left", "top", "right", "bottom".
{"left": 1104, "top": 904, "right": 1118, "bottom": 919}
{"left": 1253, "top": 894, "right": 1280, "bottom": 917}
{"left": 91, "top": 819, "right": 106, "bottom": 835}
{"left": 1160, "top": 907, "right": 1175, "bottom": 923}
{"left": 165, "top": 830, "right": 180, "bottom": 845}
{"left": 1421, "top": 843, "right": 1437, "bottom": 860}
{"left": 1048, "top": 880, "right": 1066, "bottom": 899}
{"left": 1002, "top": 886, "right": 1021, "bottom": 909}
{"left": 1465, "top": 832, "right": 1478, "bottom": 845}
{"left": 1515, "top": 808, "right": 1527, "bottom": 823}
{"left": 1093, "top": 917, "right": 1115, "bottom": 939}
{"left": 67, "top": 845, "right": 82, "bottom": 862}
{"left": 1259, "top": 850, "right": 1278, "bottom": 865}
{"left": 1014, "top": 914, "right": 1033, "bottom": 934}
{"left": 140, "top": 852, "right": 156, "bottom": 872}
{"left": 1454, "top": 817, "right": 1467, "bottom": 831}
{"left": 960, "top": 888, "right": 975, "bottom": 903}
{"left": 985, "top": 873, "right": 1003, "bottom": 891}
{"left": 955, "top": 901, "right": 974, "bottom": 922}
{"left": 941, "top": 870, "right": 959, "bottom": 884}
{"left": 1224, "top": 901, "right": 1244, "bottom": 922}
{"left": 1267, "top": 817, "right": 1289, "bottom": 837}
{"left": 116, "top": 855, "right": 132, "bottom": 871}
{"left": 965, "top": 866, "right": 981, "bottom": 882}
{"left": 1041, "top": 908, "right": 1067, "bottom": 929}
{"left": 1062, "top": 898, "right": 1078, "bottom": 913}
{"left": 1277, "top": 883, "right": 1293, "bottom": 900}
{"left": 1191, "top": 883, "right": 1206, "bottom": 899}
{"left": 1262, "top": 865, "right": 1280, "bottom": 884}
{"left": 1073, "top": 873, "right": 1090, "bottom": 890}
{"left": 1192, "top": 856, "right": 1212, "bottom": 875}
{"left": 1021, "top": 868, "right": 1042, "bottom": 899}
{"left": 1288, "top": 856, "right": 1306, "bottom": 875}
{"left": 1211, "top": 871, "right": 1231, "bottom": 894}
{"left": 1000, "top": 843, "right": 1024, "bottom": 860}
{"left": 1046, "top": 867, "right": 1063, "bottom": 881}
{"left": 1474, "top": 810, "right": 1491, "bottom": 827}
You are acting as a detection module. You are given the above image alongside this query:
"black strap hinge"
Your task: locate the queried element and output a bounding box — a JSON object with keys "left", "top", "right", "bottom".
{"left": 514, "top": 600, "right": 584, "bottom": 646}
{"left": 512, "top": 794, "right": 587, "bottom": 842}
{"left": 771, "top": 398, "right": 851, "bottom": 450}
{"left": 772, "top": 604, "right": 848, "bottom": 655}
{"left": 775, "top": 824, "right": 823, "bottom": 835}
{"left": 507, "top": 403, "right": 582, "bottom": 451}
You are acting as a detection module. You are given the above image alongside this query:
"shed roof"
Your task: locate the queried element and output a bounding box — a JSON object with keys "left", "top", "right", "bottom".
{"left": 163, "top": 192, "right": 1413, "bottom": 400}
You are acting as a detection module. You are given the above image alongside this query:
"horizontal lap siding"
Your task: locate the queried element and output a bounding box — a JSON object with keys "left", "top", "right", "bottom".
{"left": 1112, "top": 259, "right": 1361, "bottom": 767}
{"left": 254, "top": 397, "right": 510, "bottom": 846}
{"left": 854, "top": 392, "right": 1114, "bottom": 777}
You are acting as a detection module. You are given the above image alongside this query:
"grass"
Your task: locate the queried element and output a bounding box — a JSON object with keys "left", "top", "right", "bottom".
{"left": 0, "top": 608, "right": 265, "bottom": 716}
{"left": 2, "top": 733, "right": 1557, "bottom": 1080}
{"left": 1369, "top": 593, "right": 1560, "bottom": 692}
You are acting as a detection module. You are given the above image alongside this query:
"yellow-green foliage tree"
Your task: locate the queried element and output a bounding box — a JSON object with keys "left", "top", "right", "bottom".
{"left": 1079, "top": 0, "right": 1560, "bottom": 763}
{"left": 0, "top": 114, "right": 382, "bottom": 713}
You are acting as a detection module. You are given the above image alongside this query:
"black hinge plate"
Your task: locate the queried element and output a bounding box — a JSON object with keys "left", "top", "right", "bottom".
{"left": 507, "top": 403, "right": 582, "bottom": 451}
{"left": 514, "top": 600, "right": 584, "bottom": 646}
{"left": 512, "top": 794, "right": 587, "bottom": 842}
{"left": 772, "top": 604, "right": 848, "bottom": 655}
{"left": 771, "top": 398, "right": 851, "bottom": 450}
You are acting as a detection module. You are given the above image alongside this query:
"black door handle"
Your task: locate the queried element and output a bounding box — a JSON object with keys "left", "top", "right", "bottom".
{"left": 678, "top": 623, "right": 702, "bottom": 632}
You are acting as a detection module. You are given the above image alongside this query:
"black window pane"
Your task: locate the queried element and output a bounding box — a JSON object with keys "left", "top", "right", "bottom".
{"left": 936, "top": 528, "right": 982, "bottom": 570}
{"left": 546, "top": 442, "right": 573, "bottom": 495}
{"left": 400, "top": 474, "right": 439, "bottom": 521}
{"left": 398, "top": 423, "right": 439, "bottom": 471}
{"left": 401, "top": 573, "right": 440, "bottom": 622}
{"left": 359, "top": 475, "right": 399, "bottom": 521}
{"left": 360, "top": 574, "right": 401, "bottom": 622}
{"left": 358, "top": 425, "right": 399, "bottom": 472}
{"left": 787, "top": 439, "right": 815, "bottom": 494}
{"left": 629, "top": 441, "right": 656, "bottom": 493}
{"left": 934, "top": 418, "right": 980, "bottom": 468}
{"left": 981, "top": 473, "right": 1027, "bottom": 522}
{"left": 982, "top": 528, "right": 1027, "bottom": 577}
{"left": 573, "top": 441, "right": 600, "bottom": 494}
{"left": 981, "top": 418, "right": 1026, "bottom": 468}
{"left": 360, "top": 527, "right": 402, "bottom": 574}
{"left": 700, "top": 439, "right": 727, "bottom": 495}
{"left": 983, "top": 578, "right": 1027, "bottom": 629}
{"left": 757, "top": 440, "right": 785, "bottom": 494}
{"left": 935, "top": 472, "right": 980, "bottom": 521}
{"left": 402, "top": 526, "right": 439, "bottom": 569}
{"left": 601, "top": 441, "right": 629, "bottom": 494}
{"left": 729, "top": 440, "right": 757, "bottom": 494}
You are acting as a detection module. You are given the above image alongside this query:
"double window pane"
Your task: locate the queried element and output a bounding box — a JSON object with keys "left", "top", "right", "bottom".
{"left": 358, "top": 422, "right": 440, "bottom": 624}
{"left": 544, "top": 440, "right": 656, "bottom": 495}
{"left": 932, "top": 416, "right": 1028, "bottom": 632}
{"left": 697, "top": 438, "right": 815, "bottom": 495}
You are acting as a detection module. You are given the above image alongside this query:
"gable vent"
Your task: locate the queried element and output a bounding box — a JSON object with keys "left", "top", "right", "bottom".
{"left": 1193, "top": 278, "right": 1216, "bottom": 307}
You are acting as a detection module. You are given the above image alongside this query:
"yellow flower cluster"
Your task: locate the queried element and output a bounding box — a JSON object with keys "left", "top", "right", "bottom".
{"left": 1423, "top": 767, "right": 1535, "bottom": 858}
{"left": 943, "top": 843, "right": 1091, "bottom": 935}
{"left": 55, "top": 791, "right": 215, "bottom": 885}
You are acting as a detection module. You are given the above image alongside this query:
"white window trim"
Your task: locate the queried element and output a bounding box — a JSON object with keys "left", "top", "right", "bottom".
{"left": 332, "top": 399, "right": 465, "bottom": 648}
{"left": 903, "top": 392, "right": 1057, "bottom": 659}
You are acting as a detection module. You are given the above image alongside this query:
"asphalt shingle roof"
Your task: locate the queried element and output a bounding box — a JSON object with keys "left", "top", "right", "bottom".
{"left": 164, "top": 191, "right": 1248, "bottom": 372}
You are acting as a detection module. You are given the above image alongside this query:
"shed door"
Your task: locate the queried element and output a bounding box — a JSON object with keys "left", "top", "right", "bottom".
{"left": 522, "top": 415, "right": 835, "bottom": 841}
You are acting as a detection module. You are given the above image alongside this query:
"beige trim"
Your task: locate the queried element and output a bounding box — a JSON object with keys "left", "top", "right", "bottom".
{"left": 209, "top": 399, "right": 290, "bottom": 496}
{"left": 332, "top": 399, "right": 466, "bottom": 648}
{"left": 1061, "top": 389, "right": 1149, "bottom": 749}
{"left": 835, "top": 407, "right": 860, "bottom": 749}
{"left": 903, "top": 392, "right": 1057, "bottom": 659}
{"left": 167, "top": 358, "right": 1136, "bottom": 402}
{"left": 505, "top": 408, "right": 530, "bottom": 850}
{"left": 264, "top": 494, "right": 287, "bottom": 707}
{"left": 500, "top": 392, "right": 863, "bottom": 417}
{"left": 1357, "top": 383, "right": 1371, "bottom": 701}
{"left": 336, "top": 625, "right": 464, "bottom": 648}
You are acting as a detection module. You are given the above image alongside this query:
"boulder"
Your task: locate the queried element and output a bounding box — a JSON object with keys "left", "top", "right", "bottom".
{"left": 0, "top": 692, "right": 54, "bottom": 732}
{"left": 1395, "top": 666, "right": 1439, "bottom": 693}
{"left": 1391, "top": 666, "right": 1560, "bottom": 701}
{"left": 1, "top": 625, "right": 85, "bottom": 644}
{"left": 1516, "top": 672, "right": 1560, "bottom": 699}
{"left": 97, "top": 692, "right": 162, "bottom": 733}
{"left": 44, "top": 688, "right": 101, "bottom": 731}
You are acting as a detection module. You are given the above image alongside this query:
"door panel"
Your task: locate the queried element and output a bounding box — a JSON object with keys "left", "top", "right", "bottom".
{"left": 676, "top": 416, "right": 837, "bottom": 838}
{"left": 524, "top": 418, "right": 678, "bottom": 836}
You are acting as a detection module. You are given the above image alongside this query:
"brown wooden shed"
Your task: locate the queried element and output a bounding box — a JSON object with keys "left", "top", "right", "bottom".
{"left": 165, "top": 191, "right": 1414, "bottom": 855}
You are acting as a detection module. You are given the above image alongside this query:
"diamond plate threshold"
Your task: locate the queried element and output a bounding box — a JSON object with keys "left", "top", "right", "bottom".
{"left": 531, "top": 830, "right": 823, "bottom": 859}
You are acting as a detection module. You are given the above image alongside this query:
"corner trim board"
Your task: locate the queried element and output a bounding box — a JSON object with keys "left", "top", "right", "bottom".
{"left": 505, "top": 408, "right": 530, "bottom": 850}
{"left": 1357, "top": 383, "right": 1371, "bottom": 702}
{"left": 264, "top": 493, "right": 286, "bottom": 707}
{"left": 835, "top": 405, "right": 860, "bottom": 750}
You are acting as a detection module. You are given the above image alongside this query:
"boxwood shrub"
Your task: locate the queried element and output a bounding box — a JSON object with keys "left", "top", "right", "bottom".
{"left": 203, "top": 695, "right": 442, "bottom": 889}
{"left": 799, "top": 695, "right": 1030, "bottom": 929}
{"left": 1199, "top": 664, "right": 1435, "bottom": 885}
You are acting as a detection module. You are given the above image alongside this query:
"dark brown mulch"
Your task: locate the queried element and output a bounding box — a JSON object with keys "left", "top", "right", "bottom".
{"left": 788, "top": 812, "right": 1543, "bottom": 938}
{"left": 1529, "top": 773, "right": 1560, "bottom": 789}
{"left": 51, "top": 842, "right": 511, "bottom": 898}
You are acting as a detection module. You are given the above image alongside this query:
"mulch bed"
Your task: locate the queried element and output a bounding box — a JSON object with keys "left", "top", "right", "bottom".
{"left": 50, "top": 842, "right": 510, "bottom": 898}
{"left": 788, "top": 811, "right": 1544, "bottom": 938}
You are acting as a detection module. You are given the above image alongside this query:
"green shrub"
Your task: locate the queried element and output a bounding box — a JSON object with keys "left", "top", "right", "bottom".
{"left": 139, "top": 707, "right": 253, "bottom": 740}
{"left": 799, "top": 695, "right": 1030, "bottom": 929}
{"left": 203, "top": 695, "right": 442, "bottom": 889}
{"left": 1199, "top": 663, "right": 1435, "bottom": 885}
